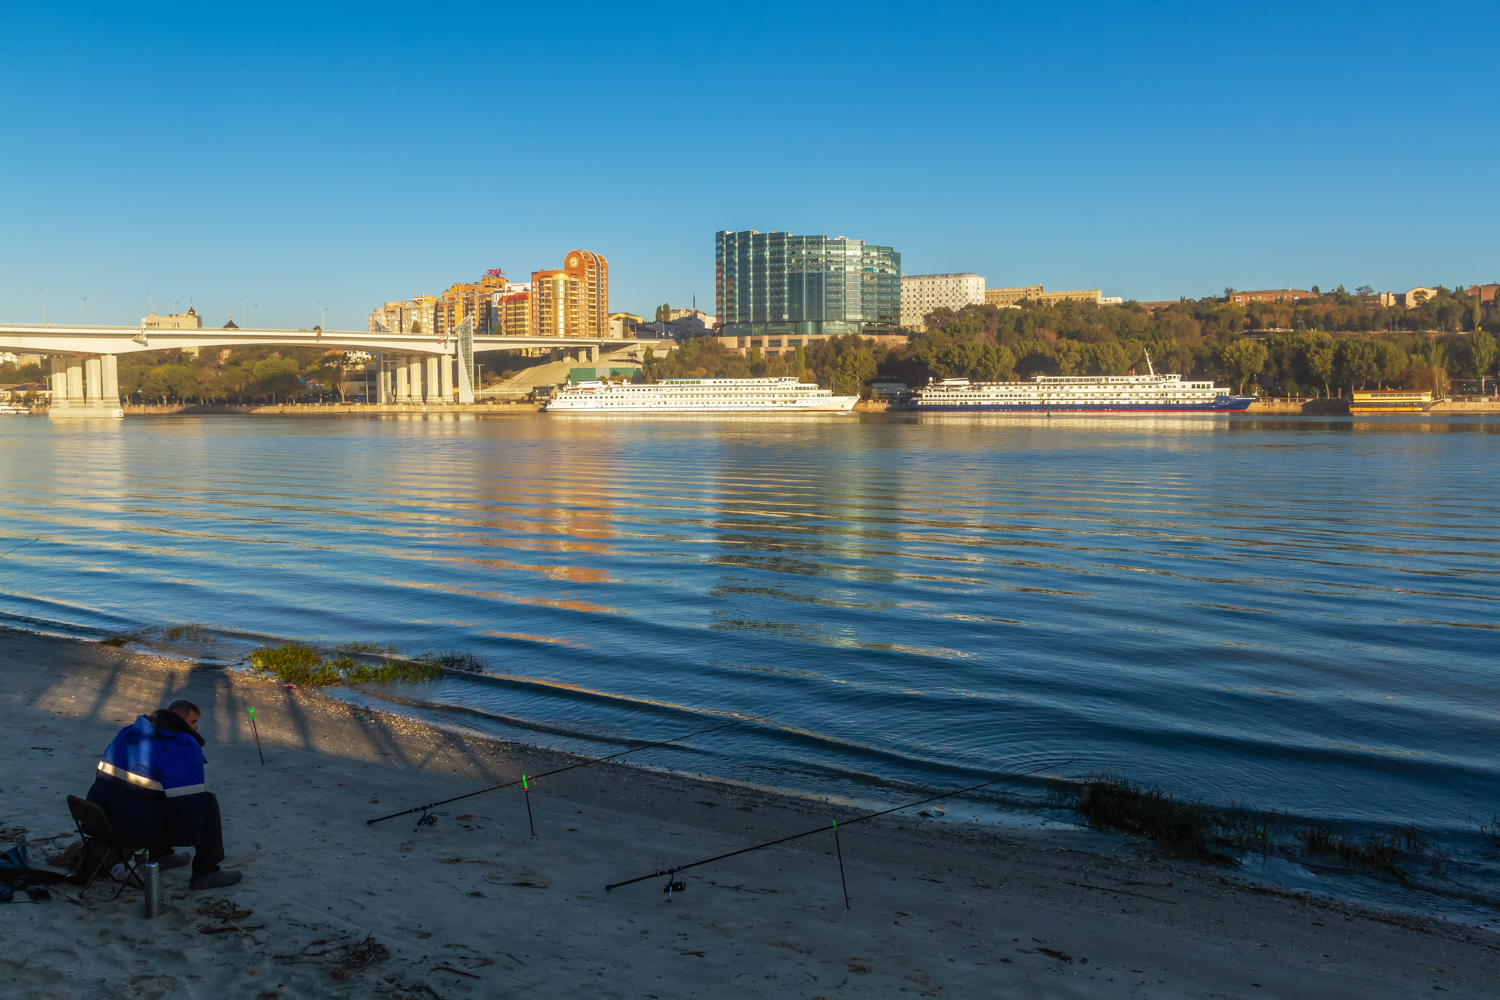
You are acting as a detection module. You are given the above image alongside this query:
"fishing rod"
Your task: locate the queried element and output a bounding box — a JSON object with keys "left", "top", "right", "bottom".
{"left": 605, "top": 758, "right": 1074, "bottom": 900}
{"left": 367, "top": 721, "right": 737, "bottom": 827}
{"left": 0, "top": 538, "right": 39, "bottom": 560}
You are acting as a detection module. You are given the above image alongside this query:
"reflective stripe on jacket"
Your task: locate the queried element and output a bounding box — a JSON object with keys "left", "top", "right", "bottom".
{"left": 97, "top": 715, "right": 207, "bottom": 798}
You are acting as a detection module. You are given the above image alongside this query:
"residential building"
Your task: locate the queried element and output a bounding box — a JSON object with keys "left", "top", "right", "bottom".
{"left": 664, "top": 309, "right": 716, "bottom": 338}
{"left": 985, "top": 286, "right": 1103, "bottom": 307}
{"left": 566, "top": 250, "right": 610, "bottom": 337}
{"left": 530, "top": 270, "right": 580, "bottom": 338}
{"left": 1467, "top": 284, "right": 1498, "bottom": 303}
{"left": 1099, "top": 296, "right": 1124, "bottom": 306}
{"left": 899, "top": 273, "right": 985, "bottom": 330}
{"left": 1227, "top": 289, "right": 1312, "bottom": 305}
{"left": 141, "top": 307, "right": 202, "bottom": 329}
{"left": 715, "top": 230, "right": 901, "bottom": 350}
{"left": 609, "top": 312, "right": 644, "bottom": 337}
{"left": 529, "top": 250, "right": 610, "bottom": 338}
{"left": 440, "top": 269, "right": 509, "bottom": 335}
{"left": 500, "top": 288, "right": 532, "bottom": 336}
{"left": 1376, "top": 287, "right": 1440, "bottom": 309}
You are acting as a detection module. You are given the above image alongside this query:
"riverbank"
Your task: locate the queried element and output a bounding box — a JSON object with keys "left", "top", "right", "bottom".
{"left": 3, "top": 631, "right": 1496, "bottom": 998}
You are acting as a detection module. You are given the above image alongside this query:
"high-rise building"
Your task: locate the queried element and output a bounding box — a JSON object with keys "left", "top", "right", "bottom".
{"left": 566, "top": 250, "right": 609, "bottom": 337}
{"left": 440, "top": 269, "right": 510, "bottom": 335}
{"left": 530, "top": 269, "right": 579, "bottom": 338}
{"left": 499, "top": 285, "right": 532, "bottom": 336}
{"left": 900, "top": 273, "right": 985, "bottom": 329}
{"left": 530, "top": 250, "right": 609, "bottom": 338}
{"left": 715, "top": 231, "right": 901, "bottom": 342}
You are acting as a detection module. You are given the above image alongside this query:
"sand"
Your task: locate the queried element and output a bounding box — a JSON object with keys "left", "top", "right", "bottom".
{"left": 1, "top": 630, "right": 1495, "bottom": 999}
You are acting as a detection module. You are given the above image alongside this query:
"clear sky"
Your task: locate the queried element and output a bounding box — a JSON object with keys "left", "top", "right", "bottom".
{"left": 2, "top": 1, "right": 1495, "bottom": 329}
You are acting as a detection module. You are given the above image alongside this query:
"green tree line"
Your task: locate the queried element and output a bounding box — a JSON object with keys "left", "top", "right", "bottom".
{"left": 639, "top": 286, "right": 1500, "bottom": 398}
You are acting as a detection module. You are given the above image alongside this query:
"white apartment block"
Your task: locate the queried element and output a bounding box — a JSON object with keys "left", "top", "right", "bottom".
{"left": 900, "top": 273, "right": 986, "bottom": 330}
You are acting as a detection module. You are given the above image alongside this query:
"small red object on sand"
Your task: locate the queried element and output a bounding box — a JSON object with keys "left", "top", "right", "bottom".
{"left": 285, "top": 683, "right": 296, "bottom": 690}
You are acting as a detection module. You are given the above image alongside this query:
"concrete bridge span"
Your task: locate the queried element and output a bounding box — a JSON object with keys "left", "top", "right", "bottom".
{"left": 0, "top": 321, "right": 665, "bottom": 418}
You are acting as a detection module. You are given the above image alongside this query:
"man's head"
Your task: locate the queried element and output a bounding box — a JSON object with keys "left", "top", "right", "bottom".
{"left": 165, "top": 699, "right": 201, "bottom": 732}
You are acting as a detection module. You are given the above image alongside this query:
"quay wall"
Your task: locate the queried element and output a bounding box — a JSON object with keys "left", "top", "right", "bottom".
{"left": 123, "top": 402, "right": 543, "bottom": 416}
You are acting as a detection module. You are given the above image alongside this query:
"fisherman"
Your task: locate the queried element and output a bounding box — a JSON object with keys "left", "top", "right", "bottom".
{"left": 85, "top": 699, "right": 242, "bottom": 890}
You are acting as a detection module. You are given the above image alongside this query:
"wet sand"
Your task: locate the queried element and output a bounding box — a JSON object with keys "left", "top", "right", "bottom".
{"left": 1, "top": 630, "right": 1496, "bottom": 998}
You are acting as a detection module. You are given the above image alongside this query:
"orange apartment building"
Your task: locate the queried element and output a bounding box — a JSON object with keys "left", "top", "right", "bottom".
{"left": 530, "top": 250, "right": 609, "bottom": 338}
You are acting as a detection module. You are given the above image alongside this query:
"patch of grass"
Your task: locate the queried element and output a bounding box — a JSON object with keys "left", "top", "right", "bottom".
{"left": 1301, "top": 823, "right": 1438, "bottom": 876}
{"left": 99, "top": 635, "right": 136, "bottom": 648}
{"left": 248, "top": 643, "right": 442, "bottom": 688}
{"left": 162, "top": 623, "right": 214, "bottom": 643}
{"left": 1060, "top": 774, "right": 1444, "bottom": 877}
{"left": 331, "top": 640, "right": 400, "bottom": 657}
{"left": 415, "top": 649, "right": 488, "bottom": 673}
{"left": 1076, "top": 775, "right": 1220, "bottom": 859}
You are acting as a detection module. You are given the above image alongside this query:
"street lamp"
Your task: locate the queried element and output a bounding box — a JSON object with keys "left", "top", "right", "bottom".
{"left": 80, "top": 296, "right": 87, "bottom": 325}
{"left": 39, "top": 288, "right": 47, "bottom": 326}
{"left": 252, "top": 304, "right": 258, "bottom": 329}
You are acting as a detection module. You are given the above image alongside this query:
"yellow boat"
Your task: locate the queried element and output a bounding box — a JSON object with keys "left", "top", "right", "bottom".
{"left": 1349, "top": 389, "right": 1431, "bottom": 414}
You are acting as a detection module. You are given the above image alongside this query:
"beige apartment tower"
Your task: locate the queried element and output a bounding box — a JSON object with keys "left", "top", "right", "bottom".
{"left": 900, "top": 273, "right": 986, "bottom": 330}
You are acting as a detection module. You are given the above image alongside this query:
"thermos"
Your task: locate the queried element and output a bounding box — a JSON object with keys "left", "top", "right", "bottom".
{"left": 143, "top": 861, "right": 160, "bottom": 918}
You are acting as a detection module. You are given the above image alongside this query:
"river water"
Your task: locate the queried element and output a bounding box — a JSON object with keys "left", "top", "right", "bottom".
{"left": 2, "top": 412, "right": 1496, "bottom": 916}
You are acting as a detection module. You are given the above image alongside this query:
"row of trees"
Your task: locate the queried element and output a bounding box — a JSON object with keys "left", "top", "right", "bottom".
{"left": 638, "top": 292, "right": 1500, "bottom": 399}
{"left": 114, "top": 347, "right": 351, "bottom": 404}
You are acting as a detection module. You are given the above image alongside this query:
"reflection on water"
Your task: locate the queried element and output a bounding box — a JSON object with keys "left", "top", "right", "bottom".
{"left": 1, "top": 412, "right": 1499, "bottom": 910}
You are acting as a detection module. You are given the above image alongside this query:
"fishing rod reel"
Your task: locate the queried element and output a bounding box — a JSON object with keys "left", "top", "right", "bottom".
{"left": 415, "top": 807, "right": 437, "bottom": 829}
{"left": 662, "top": 873, "right": 687, "bottom": 899}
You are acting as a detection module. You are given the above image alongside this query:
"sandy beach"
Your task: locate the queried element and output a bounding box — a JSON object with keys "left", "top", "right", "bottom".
{"left": 1, "top": 630, "right": 1495, "bottom": 999}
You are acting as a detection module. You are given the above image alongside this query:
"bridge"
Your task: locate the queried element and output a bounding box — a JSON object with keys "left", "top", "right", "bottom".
{"left": 0, "top": 320, "right": 666, "bottom": 417}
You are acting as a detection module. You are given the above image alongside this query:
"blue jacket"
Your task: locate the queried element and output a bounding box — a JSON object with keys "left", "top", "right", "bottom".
{"left": 87, "top": 713, "right": 209, "bottom": 848}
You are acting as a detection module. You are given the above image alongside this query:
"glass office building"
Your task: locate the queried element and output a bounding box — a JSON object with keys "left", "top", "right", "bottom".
{"left": 715, "top": 231, "right": 901, "bottom": 341}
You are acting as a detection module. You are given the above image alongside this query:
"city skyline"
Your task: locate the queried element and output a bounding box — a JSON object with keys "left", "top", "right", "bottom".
{"left": 2, "top": 2, "right": 1496, "bottom": 329}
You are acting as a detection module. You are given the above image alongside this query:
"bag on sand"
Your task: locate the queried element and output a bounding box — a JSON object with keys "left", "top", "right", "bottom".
{"left": 1, "top": 842, "right": 69, "bottom": 902}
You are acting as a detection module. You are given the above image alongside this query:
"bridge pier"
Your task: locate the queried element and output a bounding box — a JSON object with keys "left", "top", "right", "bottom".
{"left": 407, "top": 357, "right": 423, "bottom": 403}
{"left": 439, "top": 356, "right": 453, "bottom": 402}
{"left": 48, "top": 353, "right": 123, "bottom": 418}
{"left": 396, "top": 359, "right": 412, "bottom": 403}
{"left": 425, "top": 357, "right": 439, "bottom": 404}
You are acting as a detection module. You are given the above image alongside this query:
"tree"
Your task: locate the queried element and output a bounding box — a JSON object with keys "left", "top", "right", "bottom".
{"left": 1333, "top": 339, "right": 1378, "bottom": 394}
{"left": 1412, "top": 342, "right": 1449, "bottom": 396}
{"left": 1355, "top": 285, "right": 1374, "bottom": 297}
{"left": 1220, "top": 339, "right": 1268, "bottom": 394}
{"left": 831, "top": 349, "right": 877, "bottom": 397}
{"left": 1468, "top": 329, "right": 1496, "bottom": 393}
{"left": 1371, "top": 340, "right": 1408, "bottom": 388}
{"left": 655, "top": 303, "right": 672, "bottom": 323}
{"left": 1306, "top": 344, "right": 1335, "bottom": 397}
{"left": 410, "top": 320, "right": 422, "bottom": 334}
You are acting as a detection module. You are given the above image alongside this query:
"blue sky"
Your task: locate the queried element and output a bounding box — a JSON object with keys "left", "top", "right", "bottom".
{"left": 1, "top": 1, "right": 1495, "bottom": 329}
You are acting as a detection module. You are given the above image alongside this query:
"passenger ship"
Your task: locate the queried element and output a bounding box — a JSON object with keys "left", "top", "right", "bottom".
{"left": 909, "top": 360, "right": 1254, "bottom": 414}
{"left": 545, "top": 377, "right": 859, "bottom": 413}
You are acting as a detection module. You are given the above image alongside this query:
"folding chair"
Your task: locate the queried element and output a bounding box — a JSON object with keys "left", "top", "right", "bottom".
{"left": 66, "top": 795, "right": 146, "bottom": 899}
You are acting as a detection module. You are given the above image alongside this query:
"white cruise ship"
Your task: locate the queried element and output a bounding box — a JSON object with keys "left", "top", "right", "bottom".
{"left": 909, "top": 370, "right": 1254, "bottom": 413}
{"left": 545, "top": 377, "right": 858, "bottom": 413}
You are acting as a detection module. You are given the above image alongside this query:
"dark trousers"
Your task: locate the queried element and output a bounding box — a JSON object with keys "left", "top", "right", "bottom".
{"left": 88, "top": 780, "right": 225, "bottom": 875}
{"left": 154, "top": 792, "right": 225, "bottom": 874}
